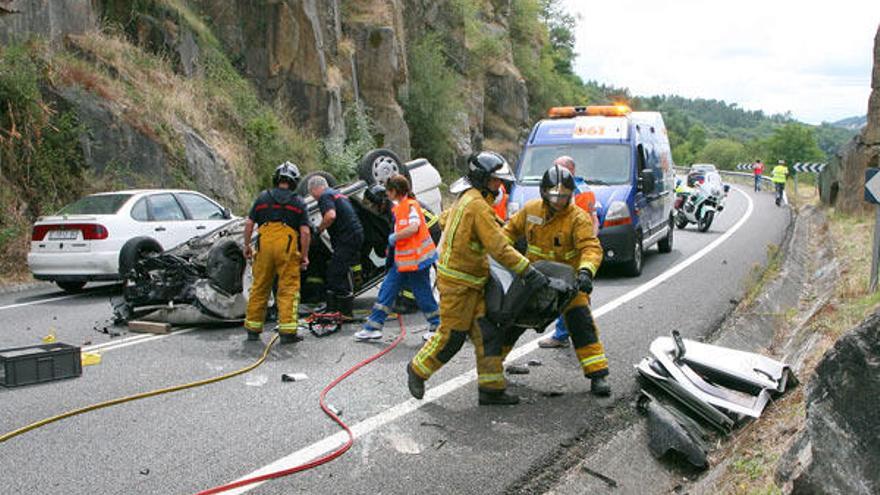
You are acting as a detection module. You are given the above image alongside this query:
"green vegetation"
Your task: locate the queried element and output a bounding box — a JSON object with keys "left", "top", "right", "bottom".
{"left": 632, "top": 95, "right": 854, "bottom": 168}
{"left": 510, "top": 0, "right": 594, "bottom": 118}
{"left": 403, "top": 33, "right": 464, "bottom": 175}
{"left": 323, "top": 101, "right": 377, "bottom": 181}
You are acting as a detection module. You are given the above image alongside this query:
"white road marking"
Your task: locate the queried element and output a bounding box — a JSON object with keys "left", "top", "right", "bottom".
{"left": 83, "top": 328, "right": 198, "bottom": 353}
{"left": 0, "top": 293, "right": 82, "bottom": 311}
{"left": 223, "top": 188, "right": 756, "bottom": 494}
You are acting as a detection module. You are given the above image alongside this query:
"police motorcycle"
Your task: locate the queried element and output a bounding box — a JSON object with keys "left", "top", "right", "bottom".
{"left": 674, "top": 175, "right": 727, "bottom": 233}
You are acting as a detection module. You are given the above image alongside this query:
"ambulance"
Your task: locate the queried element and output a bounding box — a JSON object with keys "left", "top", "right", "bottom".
{"left": 508, "top": 105, "right": 676, "bottom": 276}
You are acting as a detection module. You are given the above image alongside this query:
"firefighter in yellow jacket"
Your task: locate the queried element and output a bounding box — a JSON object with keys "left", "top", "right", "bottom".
{"left": 407, "top": 151, "right": 548, "bottom": 406}
{"left": 243, "top": 162, "right": 311, "bottom": 344}
{"left": 502, "top": 164, "right": 611, "bottom": 395}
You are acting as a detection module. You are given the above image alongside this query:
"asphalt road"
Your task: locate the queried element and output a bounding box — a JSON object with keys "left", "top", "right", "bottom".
{"left": 0, "top": 186, "right": 789, "bottom": 495}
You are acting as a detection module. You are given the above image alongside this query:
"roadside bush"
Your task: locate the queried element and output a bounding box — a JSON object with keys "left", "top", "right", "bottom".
{"left": 0, "top": 43, "right": 86, "bottom": 218}
{"left": 403, "top": 34, "right": 464, "bottom": 172}
{"left": 323, "top": 101, "right": 376, "bottom": 181}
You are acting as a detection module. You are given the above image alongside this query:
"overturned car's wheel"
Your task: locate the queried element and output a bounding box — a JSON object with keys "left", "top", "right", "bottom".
{"left": 56, "top": 280, "right": 86, "bottom": 293}
{"left": 296, "top": 171, "right": 338, "bottom": 196}
{"left": 206, "top": 239, "right": 246, "bottom": 294}
{"left": 358, "top": 148, "right": 410, "bottom": 186}
{"left": 118, "top": 237, "right": 162, "bottom": 277}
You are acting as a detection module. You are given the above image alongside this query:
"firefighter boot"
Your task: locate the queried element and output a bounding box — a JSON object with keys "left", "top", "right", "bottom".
{"left": 478, "top": 389, "right": 520, "bottom": 406}
{"left": 280, "top": 333, "right": 303, "bottom": 344}
{"left": 246, "top": 331, "right": 261, "bottom": 342}
{"left": 590, "top": 376, "right": 611, "bottom": 397}
{"left": 324, "top": 291, "right": 338, "bottom": 314}
{"left": 336, "top": 293, "right": 354, "bottom": 318}
{"left": 406, "top": 363, "right": 425, "bottom": 400}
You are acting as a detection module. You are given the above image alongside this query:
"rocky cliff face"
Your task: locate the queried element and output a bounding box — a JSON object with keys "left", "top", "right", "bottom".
{"left": 822, "top": 23, "right": 880, "bottom": 212}
{"left": 0, "top": 0, "right": 96, "bottom": 46}
{"left": 0, "top": 0, "right": 537, "bottom": 212}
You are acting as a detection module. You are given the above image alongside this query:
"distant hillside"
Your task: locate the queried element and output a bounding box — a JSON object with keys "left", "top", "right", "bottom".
{"left": 597, "top": 92, "right": 856, "bottom": 168}
{"left": 830, "top": 115, "right": 867, "bottom": 130}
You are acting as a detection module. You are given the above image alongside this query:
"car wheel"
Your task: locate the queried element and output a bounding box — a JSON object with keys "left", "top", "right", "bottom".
{"left": 296, "top": 171, "right": 338, "bottom": 197}
{"left": 118, "top": 237, "right": 163, "bottom": 277}
{"left": 358, "top": 148, "right": 410, "bottom": 186}
{"left": 206, "top": 239, "right": 246, "bottom": 294}
{"left": 658, "top": 215, "right": 674, "bottom": 253}
{"left": 56, "top": 280, "right": 86, "bottom": 293}
{"left": 622, "top": 232, "right": 643, "bottom": 277}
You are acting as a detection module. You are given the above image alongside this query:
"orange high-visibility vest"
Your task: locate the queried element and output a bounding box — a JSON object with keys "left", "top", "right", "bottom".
{"left": 574, "top": 189, "right": 596, "bottom": 214}
{"left": 393, "top": 197, "right": 437, "bottom": 272}
{"left": 493, "top": 183, "right": 508, "bottom": 220}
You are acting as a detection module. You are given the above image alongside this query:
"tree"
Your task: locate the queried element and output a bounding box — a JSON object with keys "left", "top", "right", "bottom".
{"left": 761, "top": 123, "right": 825, "bottom": 167}
{"left": 696, "top": 139, "right": 747, "bottom": 170}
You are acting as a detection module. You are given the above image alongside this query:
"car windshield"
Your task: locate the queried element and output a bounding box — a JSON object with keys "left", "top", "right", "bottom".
{"left": 518, "top": 144, "right": 632, "bottom": 185}
{"left": 57, "top": 194, "right": 132, "bottom": 215}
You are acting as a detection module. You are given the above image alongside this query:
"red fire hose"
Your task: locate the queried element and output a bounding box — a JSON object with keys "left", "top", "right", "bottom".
{"left": 194, "top": 316, "right": 408, "bottom": 495}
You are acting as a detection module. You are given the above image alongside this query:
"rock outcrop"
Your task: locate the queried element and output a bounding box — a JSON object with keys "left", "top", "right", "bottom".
{"left": 776, "top": 309, "right": 880, "bottom": 495}
{"left": 0, "top": 0, "right": 96, "bottom": 46}
{"left": 193, "top": 0, "right": 345, "bottom": 143}
{"left": 821, "top": 23, "right": 880, "bottom": 212}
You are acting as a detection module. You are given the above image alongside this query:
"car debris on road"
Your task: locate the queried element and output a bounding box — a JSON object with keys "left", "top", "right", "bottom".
{"left": 635, "top": 331, "right": 797, "bottom": 468}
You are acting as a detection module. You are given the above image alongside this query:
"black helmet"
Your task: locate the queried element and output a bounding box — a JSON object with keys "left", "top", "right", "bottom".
{"left": 466, "top": 151, "right": 514, "bottom": 195}
{"left": 540, "top": 165, "right": 575, "bottom": 212}
{"left": 273, "top": 161, "right": 301, "bottom": 187}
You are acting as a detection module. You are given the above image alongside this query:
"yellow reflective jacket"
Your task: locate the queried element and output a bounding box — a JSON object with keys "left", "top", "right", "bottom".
{"left": 503, "top": 199, "right": 603, "bottom": 276}
{"left": 771, "top": 165, "right": 789, "bottom": 184}
{"left": 437, "top": 188, "right": 530, "bottom": 289}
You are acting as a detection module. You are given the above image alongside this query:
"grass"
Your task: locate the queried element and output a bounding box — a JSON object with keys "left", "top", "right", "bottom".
{"left": 710, "top": 183, "right": 879, "bottom": 494}
{"left": 741, "top": 243, "right": 782, "bottom": 308}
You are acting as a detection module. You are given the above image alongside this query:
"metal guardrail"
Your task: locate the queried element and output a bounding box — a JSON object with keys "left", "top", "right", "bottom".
{"left": 674, "top": 167, "right": 774, "bottom": 184}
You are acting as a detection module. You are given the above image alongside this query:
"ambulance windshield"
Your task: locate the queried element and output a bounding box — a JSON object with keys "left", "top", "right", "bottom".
{"left": 517, "top": 144, "right": 632, "bottom": 185}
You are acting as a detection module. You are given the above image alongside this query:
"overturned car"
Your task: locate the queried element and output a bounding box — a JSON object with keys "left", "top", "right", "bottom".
{"left": 113, "top": 150, "right": 443, "bottom": 325}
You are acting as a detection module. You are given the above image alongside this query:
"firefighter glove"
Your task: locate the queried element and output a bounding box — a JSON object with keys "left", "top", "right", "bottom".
{"left": 523, "top": 265, "right": 549, "bottom": 290}
{"left": 577, "top": 269, "right": 593, "bottom": 294}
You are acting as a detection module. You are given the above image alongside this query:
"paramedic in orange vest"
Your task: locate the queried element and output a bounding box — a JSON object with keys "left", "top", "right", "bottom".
{"left": 354, "top": 174, "right": 439, "bottom": 341}
{"left": 493, "top": 182, "right": 508, "bottom": 220}
{"left": 538, "top": 155, "right": 600, "bottom": 349}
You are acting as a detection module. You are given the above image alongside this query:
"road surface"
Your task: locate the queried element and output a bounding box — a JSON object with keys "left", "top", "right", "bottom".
{"left": 0, "top": 187, "right": 788, "bottom": 494}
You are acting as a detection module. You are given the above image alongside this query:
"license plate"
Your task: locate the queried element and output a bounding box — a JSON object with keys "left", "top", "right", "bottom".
{"left": 48, "top": 230, "right": 79, "bottom": 240}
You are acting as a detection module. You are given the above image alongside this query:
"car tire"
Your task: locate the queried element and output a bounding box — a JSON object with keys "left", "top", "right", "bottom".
{"left": 296, "top": 171, "right": 338, "bottom": 196}
{"left": 658, "top": 215, "right": 674, "bottom": 253}
{"left": 358, "top": 148, "right": 410, "bottom": 186}
{"left": 56, "top": 280, "right": 86, "bottom": 293}
{"left": 622, "top": 231, "right": 643, "bottom": 277}
{"left": 206, "top": 239, "right": 246, "bottom": 294}
{"left": 118, "top": 237, "right": 163, "bottom": 277}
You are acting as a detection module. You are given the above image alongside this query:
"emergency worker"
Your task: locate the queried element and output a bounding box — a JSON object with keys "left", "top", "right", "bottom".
{"left": 771, "top": 159, "right": 789, "bottom": 206}
{"left": 355, "top": 175, "right": 439, "bottom": 341}
{"left": 493, "top": 182, "right": 508, "bottom": 220}
{"left": 539, "top": 155, "right": 599, "bottom": 349}
{"left": 503, "top": 165, "right": 611, "bottom": 396}
{"left": 243, "top": 162, "right": 311, "bottom": 343}
{"left": 407, "top": 151, "right": 548, "bottom": 406}
{"left": 309, "top": 176, "right": 364, "bottom": 317}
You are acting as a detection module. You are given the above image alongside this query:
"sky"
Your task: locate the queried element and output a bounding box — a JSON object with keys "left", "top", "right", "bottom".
{"left": 561, "top": 0, "right": 880, "bottom": 124}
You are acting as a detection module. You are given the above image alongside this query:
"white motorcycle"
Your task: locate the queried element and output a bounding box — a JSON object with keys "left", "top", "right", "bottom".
{"left": 674, "top": 177, "right": 727, "bottom": 233}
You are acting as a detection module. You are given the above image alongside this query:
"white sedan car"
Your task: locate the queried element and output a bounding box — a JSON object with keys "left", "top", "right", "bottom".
{"left": 28, "top": 189, "right": 234, "bottom": 292}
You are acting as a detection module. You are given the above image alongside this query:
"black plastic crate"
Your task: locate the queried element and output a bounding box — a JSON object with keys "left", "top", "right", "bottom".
{"left": 0, "top": 343, "right": 82, "bottom": 387}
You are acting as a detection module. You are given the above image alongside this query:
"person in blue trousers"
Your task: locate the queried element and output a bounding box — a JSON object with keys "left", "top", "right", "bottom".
{"left": 355, "top": 174, "right": 440, "bottom": 341}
